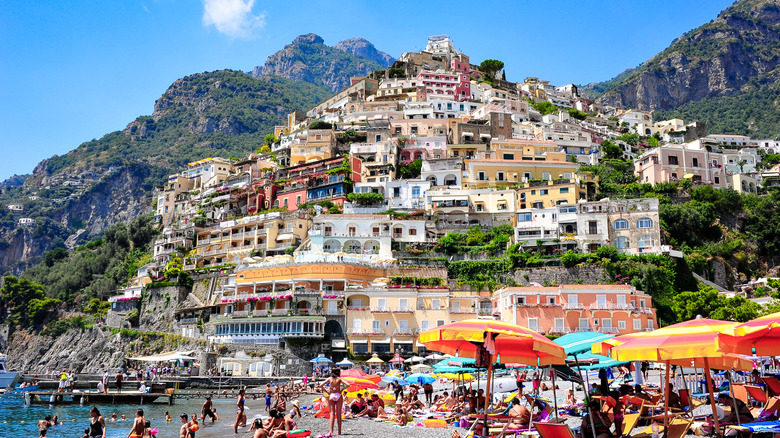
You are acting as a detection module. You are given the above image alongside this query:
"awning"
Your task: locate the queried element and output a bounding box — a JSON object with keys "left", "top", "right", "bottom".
{"left": 276, "top": 233, "right": 295, "bottom": 242}
{"left": 371, "top": 337, "right": 391, "bottom": 343}
{"left": 430, "top": 196, "right": 468, "bottom": 202}
{"left": 349, "top": 339, "right": 368, "bottom": 344}
{"left": 393, "top": 339, "right": 414, "bottom": 344}
{"left": 127, "top": 351, "right": 196, "bottom": 362}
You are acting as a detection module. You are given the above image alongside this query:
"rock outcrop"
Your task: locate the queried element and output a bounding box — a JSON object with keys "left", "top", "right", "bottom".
{"left": 252, "top": 33, "right": 386, "bottom": 92}
{"left": 594, "top": 0, "right": 780, "bottom": 111}
{"left": 334, "top": 38, "right": 395, "bottom": 68}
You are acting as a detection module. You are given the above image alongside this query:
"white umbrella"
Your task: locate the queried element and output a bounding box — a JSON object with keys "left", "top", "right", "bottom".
{"left": 411, "top": 364, "right": 432, "bottom": 372}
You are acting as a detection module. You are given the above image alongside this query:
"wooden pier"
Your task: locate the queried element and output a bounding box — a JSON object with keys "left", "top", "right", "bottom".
{"left": 25, "top": 390, "right": 174, "bottom": 405}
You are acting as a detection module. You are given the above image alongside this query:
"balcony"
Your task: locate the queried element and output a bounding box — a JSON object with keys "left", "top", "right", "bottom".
{"left": 392, "top": 307, "right": 414, "bottom": 314}
{"left": 477, "top": 309, "right": 493, "bottom": 316}
{"left": 371, "top": 307, "right": 390, "bottom": 313}
{"left": 449, "top": 307, "right": 476, "bottom": 314}
{"left": 393, "top": 328, "right": 419, "bottom": 336}
{"left": 548, "top": 327, "right": 572, "bottom": 335}
{"left": 598, "top": 327, "right": 620, "bottom": 335}
{"left": 347, "top": 328, "right": 371, "bottom": 336}
{"left": 179, "top": 317, "right": 198, "bottom": 324}
{"left": 346, "top": 306, "right": 370, "bottom": 312}
{"left": 589, "top": 303, "right": 634, "bottom": 311}
{"left": 562, "top": 303, "right": 585, "bottom": 310}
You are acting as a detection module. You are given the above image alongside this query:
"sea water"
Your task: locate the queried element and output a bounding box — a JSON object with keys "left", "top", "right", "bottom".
{"left": 0, "top": 390, "right": 259, "bottom": 437}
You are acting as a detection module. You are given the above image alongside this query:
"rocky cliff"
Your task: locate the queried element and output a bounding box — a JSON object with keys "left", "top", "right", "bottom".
{"left": 252, "top": 33, "right": 388, "bottom": 92}
{"left": 593, "top": 0, "right": 780, "bottom": 112}
{"left": 334, "top": 37, "right": 395, "bottom": 68}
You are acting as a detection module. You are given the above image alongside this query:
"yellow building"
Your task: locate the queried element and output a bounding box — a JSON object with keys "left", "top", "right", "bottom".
{"left": 464, "top": 158, "right": 579, "bottom": 189}
{"left": 190, "top": 212, "right": 310, "bottom": 269}
{"left": 489, "top": 138, "right": 561, "bottom": 159}
{"left": 345, "top": 271, "right": 493, "bottom": 354}
{"left": 516, "top": 178, "right": 586, "bottom": 209}
{"left": 290, "top": 129, "right": 336, "bottom": 165}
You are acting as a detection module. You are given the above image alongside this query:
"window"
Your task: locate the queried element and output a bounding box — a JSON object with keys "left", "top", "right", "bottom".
{"left": 668, "top": 155, "right": 678, "bottom": 165}
{"left": 554, "top": 318, "right": 565, "bottom": 332}
{"left": 540, "top": 189, "right": 549, "bottom": 195}
{"left": 283, "top": 199, "right": 288, "bottom": 208}
{"left": 503, "top": 153, "right": 514, "bottom": 160}
{"left": 523, "top": 172, "right": 531, "bottom": 181}
{"left": 638, "top": 234, "right": 654, "bottom": 248}
{"left": 431, "top": 299, "right": 441, "bottom": 310}
{"left": 597, "top": 295, "right": 607, "bottom": 308}
{"left": 614, "top": 236, "right": 629, "bottom": 249}
{"left": 637, "top": 217, "right": 653, "bottom": 228}
{"left": 647, "top": 320, "right": 654, "bottom": 330}
{"left": 613, "top": 219, "right": 629, "bottom": 230}
{"left": 421, "top": 320, "right": 429, "bottom": 331}
{"left": 296, "top": 195, "right": 301, "bottom": 205}
{"left": 547, "top": 296, "right": 556, "bottom": 305}
{"left": 497, "top": 171, "right": 505, "bottom": 181}
{"left": 588, "top": 221, "right": 598, "bottom": 234}
{"left": 378, "top": 298, "right": 386, "bottom": 310}
{"left": 633, "top": 319, "right": 642, "bottom": 331}
{"left": 617, "top": 295, "right": 626, "bottom": 307}
{"left": 399, "top": 319, "right": 408, "bottom": 330}
{"left": 399, "top": 298, "right": 408, "bottom": 311}
{"left": 372, "top": 320, "right": 380, "bottom": 331}
{"left": 412, "top": 186, "right": 421, "bottom": 198}
{"left": 516, "top": 296, "right": 526, "bottom": 305}
{"left": 639, "top": 299, "right": 646, "bottom": 308}
{"left": 714, "top": 176, "right": 720, "bottom": 184}
{"left": 436, "top": 320, "right": 445, "bottom": 327}
{"left": 478, "top": 171, "right": 487, "bottom": 181}
{"left": 568, "top": 294, "right": 578, "bottom": 307}
{"left": 601, "top": 318, "right": 612, "bottom": 329}
{"left": 692, "top": 157, "right": 699, "bottom": 167}
{"left": 348, "top": 226, "right": 356, "bottom": 236}
{"left": 579, "top": 318, "right": 589, "bottom": 330}
{"left": 542, "top": 172, "right": 551, "bottom": 180}
{"left": 393, "top": 187, "right": 400, "bottom": 198}
{"left": 618, "top": 320, "right": 626, "bottom": 330}
{"left": 560, "top": 187, "right": 569, "bottom": 194}
{"left": 527, "top": 318, "right": 539, "bottom": 332}
{"left": 518, "top": 213, "right": 532, "bottom": 222}
{"left": 409, "top": 228, "right": 417, "bottom": 236}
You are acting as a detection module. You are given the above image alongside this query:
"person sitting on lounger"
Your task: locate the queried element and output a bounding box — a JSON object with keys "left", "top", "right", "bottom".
{"left": 565, "top": 390, "right": 578, "bottom": 407}
{"left": 718, "top": 393, "right": 754, "bottom": 424}
{"left": 580, "top": 400, "right": 613, "bottom": 438}
{"left": 666, "top": 384, "right": 683, "bottom": 412}
{"left": 503, "top": 397, "right": 531, "bottom": 431}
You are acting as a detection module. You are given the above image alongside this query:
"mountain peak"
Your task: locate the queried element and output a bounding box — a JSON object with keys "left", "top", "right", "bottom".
{"left": 253, "top": 34, "right": 391, "bottom": 92}
{"left": 291, "top": 33, "right": 325, "bottom": 45}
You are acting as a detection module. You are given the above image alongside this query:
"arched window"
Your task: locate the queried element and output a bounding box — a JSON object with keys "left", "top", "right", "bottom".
{"left": 638, "top": 235, "right": 654, "bottom": 248}
{"left": 613, "top": 219, "right": 629, "bottom": 230}
{"left": 614, "top": 236, "right": 629, "bottom": 249}
{"left": 637, "top": 217, "right": 653, "bottom": 228}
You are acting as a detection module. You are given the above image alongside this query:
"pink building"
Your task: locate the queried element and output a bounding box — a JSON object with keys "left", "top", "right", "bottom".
{"left": 416, "top": 70, "right": 471, "bottom": 102}
{"left": 493, "top": 285, "right": 657, "bottom": 335}
{"left": 635, "top": 143, "right": 726, "bottom": 188}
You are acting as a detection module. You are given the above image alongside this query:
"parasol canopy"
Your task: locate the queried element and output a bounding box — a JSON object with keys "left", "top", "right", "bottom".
{"left": 404, "top": 355, "right": 426, "bottom": 363}
{"left": 419, "top": 319, "right": 566, "bottom": 366}
{"left": 405, "top": 373, "right": 436, "bottom": 385}
{"left": 381, "top": 376, "right": 409, "bottom": 386}
{"left": 553, "top": 331, "right": 614, "bottom": 356}
{"left": 718, "top": 311, "right": 780, "bottom": 356}
{"left": 310, "top": 355, "right": 333, "bottom": 363}
{"left": 335, "top": 359, "right": 353, "bottom": 367}
{"left": 389, "top": 355, "right": 405, "bottom": 364}
{"left": 366, "top": 354, "right": 384, "bottom": 364}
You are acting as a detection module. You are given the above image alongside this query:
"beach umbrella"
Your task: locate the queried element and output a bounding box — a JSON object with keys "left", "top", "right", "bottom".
{"left": 335, "top": 359, "right": 353, "bottom": 367}
{"left": 343, "top": 376, "right": 379, "bottom": 389}
{"left": 406, "top": 373, "right": 436, "bottom": 385}
{"left": 410, "top": 364, "right": 432, "bottom": 372}
{"left": 593, "top": 317, "right": 743, "bottom": 433}
{"left": 554, "top": 331, "right": 614, "bottom": 356}
{"left": 404, "top": 355, "right": 426, "bottom": 363}
{"left": 389, "top": 355, "right": 405, "bottom": 364}
{"left": 419, "top": 319, "right": 565, "bottom": 428}
{"left": 366, "top": 354, "right": 384, "bottom": 364}
{"left": 426, "top": 353, "right": 446, "bottom": 360}
{"left": 309, "top": 356, "right": 332, "bottom": 363}
{"left": 419, "top": 319, "right": 566, "bottom": 365}
{"left": 718, "top": 311, "right": 780, "bottom": 356}
{"left": 381, "top": 376, "right": 409, "bottom": 386}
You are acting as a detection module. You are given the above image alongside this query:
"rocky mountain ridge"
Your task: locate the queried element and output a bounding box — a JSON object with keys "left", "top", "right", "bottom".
{"left": 252, "top": 33, "right": 393, "bottom": 92}
{"left": 592, "top": 0, "right": 780, "bottom": 113}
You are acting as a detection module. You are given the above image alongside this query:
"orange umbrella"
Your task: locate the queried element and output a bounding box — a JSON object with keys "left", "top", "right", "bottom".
{"left": 418, "top": 319, "right": 566, "bottom": 366}
{"left": 342, "top": 376, "right": 379, "bottom": 390}
{"left": 593, "top": 317, "right": 743, "bottom": 433}
{"left": 718, "top": 311, "right": 780, "bottom": 356}
{"left": 341, "top": 369, "right": 369, "bottom": 378}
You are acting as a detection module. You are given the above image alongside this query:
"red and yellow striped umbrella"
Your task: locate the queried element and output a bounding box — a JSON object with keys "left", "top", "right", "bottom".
{"left": 418, "top": 319, "right": 566, "bottom": 366}
{"left": 591, "top": 318, "right": 739, "bottom": 362}
{"left": 718, "top": 311, "right": 780, "bottom": 356}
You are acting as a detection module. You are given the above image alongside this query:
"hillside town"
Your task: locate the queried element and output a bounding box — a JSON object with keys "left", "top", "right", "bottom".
{"left": 94, "top": 35, "right": 780, "bottom": 376}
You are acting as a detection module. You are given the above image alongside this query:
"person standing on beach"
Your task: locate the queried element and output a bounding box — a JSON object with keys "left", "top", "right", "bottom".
{"left": 89, "top": 406, "right": 106, "bottom": 438}
{"left": 202, "top": 395, "right": 217, "bottom": 423}
{"left": 102, "top": 370, "right": 109, "bottom": 394}
{"left": 318, "top": 368, "right": 345, "bottom": 437}
{"left": 126, "top": 409, "right": 145, "bottom": 438}
{"left": 234, "top": 388, "right": 246, "bottom": 434}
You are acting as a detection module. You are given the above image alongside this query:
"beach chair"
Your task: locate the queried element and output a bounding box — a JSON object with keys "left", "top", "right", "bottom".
{"left": 732, "top": 383, "right": 750, "bottom": 404}
{"left": 678, "top": 389, "right": 704, "bottom": 413}
{"left": 745, "top": 385, "right": 768, "bottom": 406}
{"left": 535, "top": 422, "right": 577, "bottom": 438}
{"left": 763, "top": 377, "right": 780, "bottom": 397}
{"left": 622, "top": 413, "right": 640, "bottom": 436}
{"left": 633, "top": 418, "right": 692, "bottom": 438}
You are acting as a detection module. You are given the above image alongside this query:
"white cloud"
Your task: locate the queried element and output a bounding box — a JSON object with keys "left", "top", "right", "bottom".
{"left": 202, "top": 0, "right": 265, "bottom": 39}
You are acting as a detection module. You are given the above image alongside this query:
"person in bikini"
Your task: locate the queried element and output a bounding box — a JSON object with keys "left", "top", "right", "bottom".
{"left": 126, "top": 409, "right": 145, "bottom": 438}
{"left": 234, "top": 388, "right": 246, "bottom": 434}
{"left": 318, "top": 368, "right": 345, "bottom": 437}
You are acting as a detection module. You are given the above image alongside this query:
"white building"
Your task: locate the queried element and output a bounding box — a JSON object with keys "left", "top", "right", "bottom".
{"left": 723, "top": 148, "right": 758, "bottom": 174}
{"left": 421, "top": 157, "right": 464, "bottom": 188}
{"left": 309, "top": 214, "right": 426, "bottom": 259}
{"left": 386, "top": 179, "right": 430, "bottom": 211}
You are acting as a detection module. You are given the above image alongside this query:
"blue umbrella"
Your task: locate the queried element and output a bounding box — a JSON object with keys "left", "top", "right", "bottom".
{"left": 310, "top": 356, "right": 332, "bottom": 363}
{"left": 553, "top": 331, "right": 614, "bottom": 356}
{"left": 405, "top": 373, "right": 435, "bottom": 385}
{"left": 382, "top": 376, "right": 409, "bottom": 386}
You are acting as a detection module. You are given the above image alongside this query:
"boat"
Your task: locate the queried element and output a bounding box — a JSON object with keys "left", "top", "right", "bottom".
{"left": 0, "top": 354, "right": 19, "bottom": 389}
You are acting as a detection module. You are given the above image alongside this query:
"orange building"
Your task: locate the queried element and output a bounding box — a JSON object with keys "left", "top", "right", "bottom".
{"left": 493, "top": 285, "right": 657, "bottom": 335}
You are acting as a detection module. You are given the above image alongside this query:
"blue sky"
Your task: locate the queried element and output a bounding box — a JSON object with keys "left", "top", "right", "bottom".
{"left": 0, "top": 0, "right": 735, "bottom": 181}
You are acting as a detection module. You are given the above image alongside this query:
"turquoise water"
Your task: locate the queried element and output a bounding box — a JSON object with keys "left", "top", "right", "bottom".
{"left": 0, "top": 390, "right": 258, "bottom": 438}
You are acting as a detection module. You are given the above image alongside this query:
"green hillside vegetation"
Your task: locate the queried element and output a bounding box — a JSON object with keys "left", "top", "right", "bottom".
{"left": 654, "top": 70, "right": 780, "bottom": 138}
{"left": 278, "top": 42, "right": 384, "bottom": 90}
{"left": 40, "top": 71, "right": 330, "bottom": 177}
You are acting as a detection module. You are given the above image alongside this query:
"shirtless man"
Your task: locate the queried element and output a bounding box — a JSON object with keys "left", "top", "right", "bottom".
{"left": 179, "top": 414, "right": 190, "bottom": 438}
{"left": 126, "top": 409, "right": 145, "bottom": 438}
{"left": 265, "top": 384, "right": 273, "bottom": 413}
{"left": 202, "top": 396, "right": 217, "bottom": 423}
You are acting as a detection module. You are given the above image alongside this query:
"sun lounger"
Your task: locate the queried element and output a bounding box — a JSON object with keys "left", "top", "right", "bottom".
{"left": 633, "top": 418, "right": 691, "bottom": 438}
{"left": 746, "top": 385, "right": 768, "bottom": 405}
{"left": 678, "top": 389, "right": 704, "bottom": 413}
{"left": 763, "top": 377, "right": 780, "bottom": 397}
{"left": 622, "top": 413, "right": 640, "bottom": 436}
{"left": 535, "top": 422, "right": 577, "bottom": 438}
{"left": 732, "top": 383, "right": 749, "bottom": 404}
